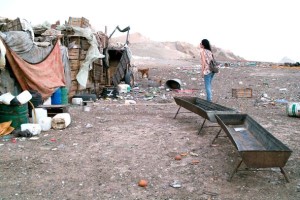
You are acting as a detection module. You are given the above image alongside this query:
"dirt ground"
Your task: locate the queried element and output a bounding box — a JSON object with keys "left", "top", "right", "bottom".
{"left": 1, "top": 58, "right": 300, "bottom": 200}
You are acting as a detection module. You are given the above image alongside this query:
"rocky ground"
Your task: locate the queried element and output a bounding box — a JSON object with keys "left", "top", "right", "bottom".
{"left": 0, "top": 57, "right": 300, "bottom": 200}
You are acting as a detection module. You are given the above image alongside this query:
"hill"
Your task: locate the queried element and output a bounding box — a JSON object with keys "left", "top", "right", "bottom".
{"left": 111, "top": 32, "right": 246, "bottom": 61}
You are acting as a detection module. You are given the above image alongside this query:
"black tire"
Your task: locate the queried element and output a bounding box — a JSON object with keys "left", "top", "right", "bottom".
{"left": 124, "top": 71, "right": 134, "bottom": 87}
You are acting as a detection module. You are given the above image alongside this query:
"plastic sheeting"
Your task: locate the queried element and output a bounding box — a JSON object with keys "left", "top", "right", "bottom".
{"left": 0, "top": 39, "right": 5, "bottom": 69}
{"left": 3, "top": 39, "right": 65, "bottom": 100}
{"left": 0, "top": 31, "right": 53, "bottom": 63}
{"left": 72, "top": 27, "right": 104, "bottom": 88}
{"left": 60, "top": 45, "right": 71, "bottom": 91}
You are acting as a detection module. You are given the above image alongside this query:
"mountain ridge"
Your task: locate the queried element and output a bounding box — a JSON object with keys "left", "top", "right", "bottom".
{"left": 111, "top": 32, "right": 246, "bottom": 61}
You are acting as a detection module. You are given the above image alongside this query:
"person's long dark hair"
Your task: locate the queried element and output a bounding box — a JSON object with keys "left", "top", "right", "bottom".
{"left": 201, "top": 39, "right": 212, "bottom": 51}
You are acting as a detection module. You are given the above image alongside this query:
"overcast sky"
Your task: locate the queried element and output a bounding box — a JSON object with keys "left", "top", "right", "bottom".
{"left": 1, "top": 0, "right": 299, "bottom": 62}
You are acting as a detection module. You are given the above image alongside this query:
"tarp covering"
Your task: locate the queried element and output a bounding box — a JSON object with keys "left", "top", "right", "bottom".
{"left": 60, "top": 45, "right": 71, "bottom": 91}
{"left": 0, "top": 31, "right": 53, "bottom": 63}
{"left": 3, "top": 39, "right": 65, "bottom": 100}
{"left": 72, "top": 27, "right": 104, "bottom": 88}
{"left": 0, "top": 39, "right": 5, "bottom": 70}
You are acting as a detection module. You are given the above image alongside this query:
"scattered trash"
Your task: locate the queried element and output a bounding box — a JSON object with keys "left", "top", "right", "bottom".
{"left": 275, "top": 99, "right": 288, "bottom": 104}
{"left": 85, "top": 123, "right": 93, "bottom": 128}
{"left": 180, "top": 152, "right": 188, "bottom": 156}
{"left": 143, "top": 96, "right": 154, "bottom": 101}
{"left": 297, "top": 183, "right": 300, "bottom": 192}
{"left": 170, "top": 180, "right": 181, "bottom": 188}
{"left": 191, "top": 160, "right": 200, "bottom": 165}
{"left": 13, "top": 129, "right": 33, "bottom": 138}
{"left": 125, "top": 100, "right": 136, "bottom": 105}
{"left": 190, "top": 152, "right": 199, "bottom": 157}
{"left": 29, "top": 136, "right": 39, "bottom": 140}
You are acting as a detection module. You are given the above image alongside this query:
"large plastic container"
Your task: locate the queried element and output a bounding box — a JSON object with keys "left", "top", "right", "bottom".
{"left": 286, "top": 102, "right": 300, "bottom": 117}
{"left": 60, "top": 87, "right": 69, "bottom": 104}
{"left": 0, "top": 92, "right": 15, "bottom": 105}
{"left": 51, "top": 88, "right": 62, "bottom": 105}
{"left": 52, "top": 113, "right": 71, "bottom": 130}
{"left": 0, "top": 103, "right": 29, "bottom": 129}
{"left": 21, "top": 123, "right": 41, "bottom": 135}
{"left": 32, "top": 108, "right": 47, "bottom": 124}
{"left": 39, "top": 117, "right": 52, "bottom": 131}
{"left": 16, "top": 90, "right": 32, "bottom": 105}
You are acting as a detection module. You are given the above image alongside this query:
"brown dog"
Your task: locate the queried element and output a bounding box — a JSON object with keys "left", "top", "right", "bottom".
{"left": 138, "top": 68, "right": 149, "bottom": 78}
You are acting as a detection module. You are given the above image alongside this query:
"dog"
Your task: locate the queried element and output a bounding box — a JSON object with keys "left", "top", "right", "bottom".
{"left": 138, "top": 68, "right": 150, "bottom": 79}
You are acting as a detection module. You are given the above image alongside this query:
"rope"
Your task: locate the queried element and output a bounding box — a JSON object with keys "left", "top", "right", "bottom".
{"left": 28, "top": 100, "right": 37, "bottom": 124}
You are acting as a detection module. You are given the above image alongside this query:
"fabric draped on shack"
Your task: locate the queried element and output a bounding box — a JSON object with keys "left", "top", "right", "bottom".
{"left": 3, "top": 38, "right": 65, "bottom": 100}
{"left": 0, "top": 31, "right": 53, "bottom": 64}
{"left": 72, "top": 27, "right": 104, "bottom": 88}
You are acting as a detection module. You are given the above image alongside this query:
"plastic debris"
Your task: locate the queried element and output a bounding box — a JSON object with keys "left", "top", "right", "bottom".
{"left": 170, "top": 180, "right": 181, "bottom": 188}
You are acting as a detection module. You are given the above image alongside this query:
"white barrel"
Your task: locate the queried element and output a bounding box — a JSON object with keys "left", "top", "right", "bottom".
{"left": 16, "top": 90, "right": 32, "bottom": 105}
{"left": 21, "top": 123, "right": 41, "bottom": 135}
{"left": 32, "top": 108, "right": 48, "bottom": 124}
{"left": 39, "top": 117, "right": 52, "bottom": 131}
{"left": 286, "top": 102, "right": 300, "bottom": 117}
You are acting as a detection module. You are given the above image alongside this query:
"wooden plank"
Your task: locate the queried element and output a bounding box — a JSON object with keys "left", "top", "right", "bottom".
{"left": 68, "top": 49, "right": 80, "bottom": 60}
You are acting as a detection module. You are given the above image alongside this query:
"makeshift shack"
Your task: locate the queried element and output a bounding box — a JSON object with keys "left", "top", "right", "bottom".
{"left": 0, "top": 16, "right": 135, "bottom": 103}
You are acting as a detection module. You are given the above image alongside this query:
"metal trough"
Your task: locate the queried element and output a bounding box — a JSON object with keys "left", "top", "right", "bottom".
{"left": 215, "top": 113, "right": 293, "bottom": 182}
{"left": 173, "top": 96, "right": 238, "bottom": 134}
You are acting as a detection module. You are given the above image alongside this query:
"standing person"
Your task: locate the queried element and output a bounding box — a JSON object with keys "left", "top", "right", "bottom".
{"left": 200, "top": 39, "right": 215, "bottom": 102}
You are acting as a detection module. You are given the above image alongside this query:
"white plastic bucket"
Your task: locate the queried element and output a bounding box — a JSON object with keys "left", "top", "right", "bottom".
{"left": 72, "top": 98, "right": 83, "bottom": 105}
{"left": 32, "top": 108, "right": 48, "bottom": 124}
{"left": 21, "top": 123, "right": 41, "bottom": 135}
{"left": 286, "top": 102, "right": 300, "bottom": 117}
{"left": 16, "top": 90, "right": 32, "bottom": 105}
{"left": 39, "top": 117, "right": 52, "bottom": 131}
{"left": 52, "top": 113, "right": 71, "bottom": 129}
{"left": 118, "top": 84, "right": 130, "bottom": 93}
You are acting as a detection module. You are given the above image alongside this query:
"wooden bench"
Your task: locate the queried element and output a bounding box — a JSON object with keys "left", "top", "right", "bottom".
{"left": 37, "top": 104, "right": 69, "bottom": 117}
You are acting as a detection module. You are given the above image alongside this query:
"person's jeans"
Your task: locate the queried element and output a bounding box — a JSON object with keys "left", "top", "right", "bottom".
{"left": 204, "top": 72, "right": 215, "bottom": 102}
